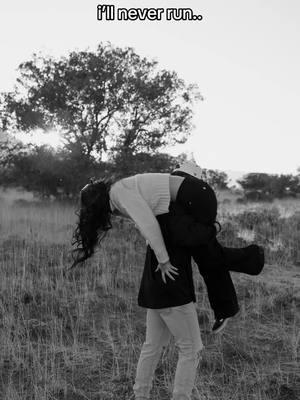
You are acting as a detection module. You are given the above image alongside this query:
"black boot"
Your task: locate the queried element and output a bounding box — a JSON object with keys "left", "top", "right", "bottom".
{"left": 223, "top": 244, "right": 265, "bottom": 275}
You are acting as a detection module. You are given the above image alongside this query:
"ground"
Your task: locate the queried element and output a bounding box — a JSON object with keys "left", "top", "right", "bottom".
{"left": 0, "top": 188, "right": 299, "bottom": 400}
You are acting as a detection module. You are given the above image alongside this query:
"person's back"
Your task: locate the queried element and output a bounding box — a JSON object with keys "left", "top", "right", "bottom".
{"left": 138, "top": 201, "right": 196, "bottom": 309}
{"left": 112, "top": 172, "right": 184, "bottom": 215}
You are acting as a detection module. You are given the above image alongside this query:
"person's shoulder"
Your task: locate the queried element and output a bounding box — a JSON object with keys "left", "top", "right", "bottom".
{"left": 134, "top": 172, "right": 169, "bottom": 182}
{"left": 137, "top": 172, "right": 170, "bottom": 177}
{"left": 109, "top": 179, "right": 123, "bottom": 196}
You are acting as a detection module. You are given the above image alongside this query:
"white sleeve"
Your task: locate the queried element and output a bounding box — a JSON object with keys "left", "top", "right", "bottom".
{"left": 110, "top": 185, "right": 170, "bottom": 264}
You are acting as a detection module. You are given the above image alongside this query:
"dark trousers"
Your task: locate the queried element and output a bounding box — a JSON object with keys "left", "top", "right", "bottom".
{"left": 192, "top": 239, "right": 264, "bottom": 318}
{"left": 170, "top": 172, "right": 264, "bottom": 319}
{"left": 142, "top": 201, "right": 264, "bottom": 318}
{"left": 191, "top": 240, "right": 239, "bottom": 319}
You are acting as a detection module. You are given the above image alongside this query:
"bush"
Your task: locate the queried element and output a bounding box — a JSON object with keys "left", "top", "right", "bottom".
{"left": 227, "top": 207, "right": 300, "bottom": 266}
{"left": 244, "top": 190, "right": 274, "bottom": 202}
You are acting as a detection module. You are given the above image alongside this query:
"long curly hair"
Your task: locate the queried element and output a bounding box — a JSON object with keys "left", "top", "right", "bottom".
{"left": 69, "top": 179, "right": 113, "bottom": 271}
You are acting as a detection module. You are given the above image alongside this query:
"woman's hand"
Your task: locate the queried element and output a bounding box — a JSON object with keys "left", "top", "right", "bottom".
{"left": 155, "top": 260, "right": 179, "bottom": 284}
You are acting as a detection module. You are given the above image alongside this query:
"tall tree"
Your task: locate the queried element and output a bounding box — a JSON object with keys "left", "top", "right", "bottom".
{"left": 1, "top": 43, "right": 200, "bottom": 160}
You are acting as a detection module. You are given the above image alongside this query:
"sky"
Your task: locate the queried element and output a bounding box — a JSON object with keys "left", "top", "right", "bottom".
{"left": 0, "top": 0, "right": 300, "bottom": 175}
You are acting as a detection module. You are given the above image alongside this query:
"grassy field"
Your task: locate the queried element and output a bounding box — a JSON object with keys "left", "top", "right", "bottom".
{"left": 0, "top": 188, "right": 299, "bottom": 400}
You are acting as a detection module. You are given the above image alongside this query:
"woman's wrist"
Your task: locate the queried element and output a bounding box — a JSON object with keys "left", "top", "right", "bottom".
{"left": 160, "top": 259, "right": 170, "bottom": 266}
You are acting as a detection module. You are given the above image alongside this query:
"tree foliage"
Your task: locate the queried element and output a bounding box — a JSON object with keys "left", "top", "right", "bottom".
{"left": 0, "top": 142, "right": 106, "bottom": 198}
{"left": 1, "top": 43, "right": 200, "bottom": 160}
{"left": 111, "top": 152, "right": 180, "bottom": 179}
{"left": 201, "top": 169, "right": 229, "bottom": 189}
{"left": 238, "top": 172, "right": 300, "bottom": 200}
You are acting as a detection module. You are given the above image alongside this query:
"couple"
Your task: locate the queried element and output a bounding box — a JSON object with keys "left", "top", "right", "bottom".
{"left": 71, "top": 161, "right": 264, "bottom": 400}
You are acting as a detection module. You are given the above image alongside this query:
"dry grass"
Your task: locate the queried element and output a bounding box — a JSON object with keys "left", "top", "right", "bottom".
{"left": 0, "top": 188, "right": 299, "bottom": 400}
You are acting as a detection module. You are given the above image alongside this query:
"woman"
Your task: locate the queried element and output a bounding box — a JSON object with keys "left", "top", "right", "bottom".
{"left": 71, "top": 172, "right": 218, "bottom": 282}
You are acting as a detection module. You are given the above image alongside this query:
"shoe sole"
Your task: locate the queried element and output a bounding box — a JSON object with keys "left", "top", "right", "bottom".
{"left": 212, "top": 318, "right": 228, "bottom": 334}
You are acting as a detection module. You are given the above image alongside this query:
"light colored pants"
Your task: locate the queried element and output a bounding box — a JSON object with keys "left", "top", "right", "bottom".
{"left": 133, "top": 302, "right": 203, "bottom": 400}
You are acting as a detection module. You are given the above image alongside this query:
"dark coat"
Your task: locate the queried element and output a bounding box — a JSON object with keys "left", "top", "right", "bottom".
{"left": 137, "top": 201, "right": 216, "bottom": 309}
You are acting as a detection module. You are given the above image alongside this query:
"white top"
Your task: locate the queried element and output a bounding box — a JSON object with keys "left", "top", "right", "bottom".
{"left": 109, "top": 173, "right": 171, "bottom": 263}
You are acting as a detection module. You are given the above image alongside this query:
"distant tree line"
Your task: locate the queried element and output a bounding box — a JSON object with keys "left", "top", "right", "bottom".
{"left": 0, "top": 139, "right": 229, "bottom": 199}
{"left": 237, "top": 173, "right": 300, "bottom": 201}
{"left": 1, "top": 136, "right": 299, "bottom": 201}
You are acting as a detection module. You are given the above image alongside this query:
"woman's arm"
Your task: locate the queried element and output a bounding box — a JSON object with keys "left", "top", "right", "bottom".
{"left": 110, "top": 184, "right": 171, "bottom": 264}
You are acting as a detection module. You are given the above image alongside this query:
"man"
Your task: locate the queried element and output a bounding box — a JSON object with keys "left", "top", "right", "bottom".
{"left": 135, "top": 201, "right": 206, "bottom": 400}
